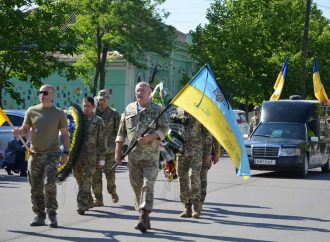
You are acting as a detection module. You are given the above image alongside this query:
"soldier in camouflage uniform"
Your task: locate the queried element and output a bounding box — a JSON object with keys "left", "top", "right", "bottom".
{"left": 200, "top": 136, "right": 221, "bottom": 203}
{"left": 73, "top": 97, "right": 107, "bottom": 215}
{"left": 175, "top": 109, "right": 212, "bottom": 218}
{"left": 115, "top": 82, "right": 168, "bottom": 233}
{"left": 13, "top": 85, "right": 70, "bottom": 228}
{"left": 92, "top": 89, "right": 120, "bottom": 206}
{"left": 249, "top": 106, "right": 260, "bottom": 134}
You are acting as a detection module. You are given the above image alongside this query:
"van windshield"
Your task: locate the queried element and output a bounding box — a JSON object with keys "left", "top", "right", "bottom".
{"left": 253, "top": 123, "right": 306, "bottom": 140}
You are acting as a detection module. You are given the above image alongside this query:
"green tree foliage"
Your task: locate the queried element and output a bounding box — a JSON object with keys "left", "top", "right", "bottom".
{"left": 68, "top": 0, "right": 176, "bottom": 95}
{"left": 0, "top": 0, "right": 78, "bottom": 107}
{"left": 188, "top": 0, "right": 330, "bottom": 109}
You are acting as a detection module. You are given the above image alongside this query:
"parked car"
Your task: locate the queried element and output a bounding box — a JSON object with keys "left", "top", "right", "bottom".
{"left": 233, "top": 109, "right": 249, "bottom": 140}
{"left": 245, "top": 99, "right": 330, "bottom": 177}
{"left": 0, "top": 110, "right": 25, "bottom": 155}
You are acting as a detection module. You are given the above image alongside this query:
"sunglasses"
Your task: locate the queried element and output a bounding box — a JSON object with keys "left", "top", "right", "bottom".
{"left": 39, "top": 91, "right": 49, "bottom": 96}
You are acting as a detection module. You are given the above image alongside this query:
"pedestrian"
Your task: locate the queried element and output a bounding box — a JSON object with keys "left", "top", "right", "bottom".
{"left": 115, "top": 82, "right": 168, "bottom": 233}
{"left": 92, "top": 89, "right": 120, "bottom": 206}
{"left": 73, "top": 97, "right": 107, "bottom": 215}
{"left": 13, "top": 84, "right": 70, "bottom": 228}
{"left": 3, "top": 136, "right": 28, "bottom": 177}
{"left": 249, "top": 106, "right": 261, "bottom": 134}
{"left": 175, "top": 109, "right": 212, "bottom": 218}
{"left": 200, "top": 136, "right": 221, "bottom": 203}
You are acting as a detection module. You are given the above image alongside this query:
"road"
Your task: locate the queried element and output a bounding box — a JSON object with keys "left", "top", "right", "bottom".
{"left": 0, "top": 157, "right": 330, "bottom": 242}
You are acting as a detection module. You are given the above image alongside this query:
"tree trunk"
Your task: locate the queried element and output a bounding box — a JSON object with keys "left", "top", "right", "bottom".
{"left": 99, "top": 46, "right": 108, "bottom": 90}
{"left": 0, "top": 85, "right": 2, "bottom": 109}
{"left": 301, "top": 0, "right": 311, "bottom": 98}
{"left": 93, "top": 27, "right": 102, "bottom": 96}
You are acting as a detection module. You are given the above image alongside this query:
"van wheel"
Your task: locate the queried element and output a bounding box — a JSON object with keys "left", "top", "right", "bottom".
{"left": 298, "top": 156, "right": 309, "bottom": 178}
{"left": 321, "top": 155, "right": 330, "bottom": 173}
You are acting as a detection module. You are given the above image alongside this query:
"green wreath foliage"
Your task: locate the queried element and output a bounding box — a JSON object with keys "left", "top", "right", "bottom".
{"left": 57, "top": 103, "right": 85, "bottom": 182}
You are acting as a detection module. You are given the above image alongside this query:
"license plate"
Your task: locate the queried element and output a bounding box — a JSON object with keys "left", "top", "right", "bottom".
{"left": 254, "top": 159, "right": 276, "bottom": 165}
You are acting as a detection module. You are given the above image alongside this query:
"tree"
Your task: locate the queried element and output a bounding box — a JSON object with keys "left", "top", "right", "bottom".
{"left": 0, "top": 0, "right": 78, "bottom": 107}
{"left": 68, "top": 0, "right": 176, "bottom": 96}
{"left": 188, "top": 0, "right": 330, "bottom": 109}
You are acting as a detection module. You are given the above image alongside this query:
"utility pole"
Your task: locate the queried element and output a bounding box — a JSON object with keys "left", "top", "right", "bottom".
{"left": 302, "top": 0, "right": 311, "bottom": 98}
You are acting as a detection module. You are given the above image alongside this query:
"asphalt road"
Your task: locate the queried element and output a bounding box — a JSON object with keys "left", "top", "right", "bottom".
{"left": 0, "top": 157, "right": 330, "bottom": 242}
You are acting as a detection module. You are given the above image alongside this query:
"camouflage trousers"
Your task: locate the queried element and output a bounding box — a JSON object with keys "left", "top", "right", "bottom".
{"left": 92, "top": 153, "right": 117, "bottom": 202}
{"left": 73, "top": 163, "right": 95, "bottom": 210}
{"left": 177, "top": 154, "right": 203, "bottom": 206}
{"left": 28, "top": 152, "right": 60, "bottom": 219}
{"left": 128, "top": 159, "right": 159, "bottom": 211}
{"left": 200, "top": 160, "right": 212, "bottom": 203}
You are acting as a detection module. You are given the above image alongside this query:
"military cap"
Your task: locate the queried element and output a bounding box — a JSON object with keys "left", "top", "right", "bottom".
{"left": 97, "top": 89, "right": 111, "bottom": 100}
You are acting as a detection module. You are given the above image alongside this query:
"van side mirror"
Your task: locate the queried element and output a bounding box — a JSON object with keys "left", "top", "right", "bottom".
{"left": 310, "top": 136, "right": 319, "bottom": 142}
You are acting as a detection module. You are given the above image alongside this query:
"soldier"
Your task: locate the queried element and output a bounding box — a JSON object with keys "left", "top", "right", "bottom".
{"left": 200, "top": 136, "right": 221, "bottom": 203}
{"left": 13, "top": 84, "right": 70, "bottom": 228}
{"left": 115, "top": 82, "right": 168, "bottom": 233}
{"left": 73, "top": 97, "right": 107, "bottom": 215}
{"left": 249, "top": 106, "right": 261, "bottom": 134}
{"left": 92, "top": 89, "right": 120, "bottom": 206}
{"left": 176, "top": 109, "right": 212, "bottom": 218}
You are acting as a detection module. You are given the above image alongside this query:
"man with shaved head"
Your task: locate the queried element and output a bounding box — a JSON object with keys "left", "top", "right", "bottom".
{"left": 115, "top": 82, "right": 168, "bottom": 233}
{"left": 13, "top": 84, "right": 70, "bottom": 228}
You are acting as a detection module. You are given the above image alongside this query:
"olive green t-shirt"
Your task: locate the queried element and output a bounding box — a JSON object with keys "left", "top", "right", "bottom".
{"left": 24, "top": 104, "right": 68, "bottom": 153}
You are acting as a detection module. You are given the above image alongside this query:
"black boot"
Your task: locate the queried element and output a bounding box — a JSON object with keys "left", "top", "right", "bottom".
{"left": 135, "top": 209, "right": 149, "bottom": 233}
{"left": 49, "top": 215, "right": 58, "bottom": 228}
{"left": 30, "top": 216, "right": 46, "bottom": 226}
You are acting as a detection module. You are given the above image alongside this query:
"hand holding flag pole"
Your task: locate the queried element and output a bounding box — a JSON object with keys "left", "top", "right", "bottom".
{"left": 0, "top": 107, "right": 31, "bottom": 153}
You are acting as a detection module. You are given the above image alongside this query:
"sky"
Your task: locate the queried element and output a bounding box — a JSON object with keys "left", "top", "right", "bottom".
{"left": 160, "top": 0, "right": 330, "bottom": 34}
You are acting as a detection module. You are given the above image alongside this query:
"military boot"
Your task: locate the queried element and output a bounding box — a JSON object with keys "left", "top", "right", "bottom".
{"left": 49, "top": 214, "right": 58, "bottom": 228}
{"left": 93, "top": 199, "right": 104, "bottom": 207}
{"left": 180, "top": 204, "right": 192, "bottom": 218}
{"left": 111, "top": 192, "right": 119, "bottom": 203}
{"left": 30, "top": 215, "right": 46, "bottom": 226}
{"left": 134, "top": 209, "right": 149, "bottom": 233}
{"left": 192, "top": 202, "right": 202, "bottom": 218}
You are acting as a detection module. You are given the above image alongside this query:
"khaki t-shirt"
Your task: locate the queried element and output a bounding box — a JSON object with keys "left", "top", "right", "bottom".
{"left": 24, "top": 104, "right": 68, "bottom": 153}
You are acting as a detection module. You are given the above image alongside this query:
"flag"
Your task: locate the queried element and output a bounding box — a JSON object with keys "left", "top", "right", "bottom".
{"left": 0, "top": 107, "right": 9, "bottom": 126}
{"left": 313, "top": 57, "right": 330, "bottom": 106}
{"left": 270, "top": 57, "right": 288, "bottom": 100}
{"left": 171, "top": 64, "right": 250, "bottom": 177}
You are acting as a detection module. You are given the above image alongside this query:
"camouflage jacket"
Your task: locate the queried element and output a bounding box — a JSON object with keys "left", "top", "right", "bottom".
{"left": 176, "top": 110, "right": 212, "bottom": 157}
{"left": 116, "top": 101, "right": 169, "bottom": 161}
{"left": 96, "top": 106, "right": 120, "bottom": 154}
{"left": 78, "top": 114, "right": 107, "bottom": 163}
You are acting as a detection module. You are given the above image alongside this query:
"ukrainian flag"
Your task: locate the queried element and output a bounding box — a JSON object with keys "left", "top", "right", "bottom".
{"left": 270, "top": 57, "right": 288, "bottom": 100}
{"left": 171, "top": 64, "right": 250, "bottom": 177}
{"left": 0, "top": 107, "right": 9, "bottom": 126}
{"left": 313, "top": 57, "right": 330, "bottom": 106}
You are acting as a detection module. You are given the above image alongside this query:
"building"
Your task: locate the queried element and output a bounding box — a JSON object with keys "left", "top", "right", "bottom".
{"left": 2, "top": 31, "right": 194, "bottom": 113}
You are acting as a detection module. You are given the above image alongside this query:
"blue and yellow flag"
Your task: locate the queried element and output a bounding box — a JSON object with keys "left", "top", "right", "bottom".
{"left": 270, "top": 57, "right": 288, "bottom": 100}
{"left": 0, "top": 107, "right": 9, "bottom": 126}
{"left": 171, "top": 64, "right": 250, "bottom": 177}
{"left": 313, "top": 57, "right": 330, "bottom": 106}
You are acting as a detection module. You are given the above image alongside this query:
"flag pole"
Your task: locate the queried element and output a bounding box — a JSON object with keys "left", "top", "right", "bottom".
{"left": 7, "top": 119, "right": 31, "bottom": 152}
{"left": 111, "top": 104, "right": 171, "bottom": 171}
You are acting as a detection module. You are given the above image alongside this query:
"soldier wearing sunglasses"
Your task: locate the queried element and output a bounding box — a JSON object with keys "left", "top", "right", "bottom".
{"left": 13, "top": 84, "right": 70, "bottom": 228}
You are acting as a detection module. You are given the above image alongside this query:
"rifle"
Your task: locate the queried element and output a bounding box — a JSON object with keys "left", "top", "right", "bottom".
{"left": 111, "top": 104, "right": 171, "bottom": 171}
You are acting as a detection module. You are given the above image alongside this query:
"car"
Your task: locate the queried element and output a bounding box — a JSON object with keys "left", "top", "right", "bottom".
{"left": 0, "top": 110, "right": 26, "bottom": 156}
{"left": 245, "top": 99, "right": 330, "bottom": 178}
{"left": 233, "top": 109, "right": 249, "bottom": 140}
